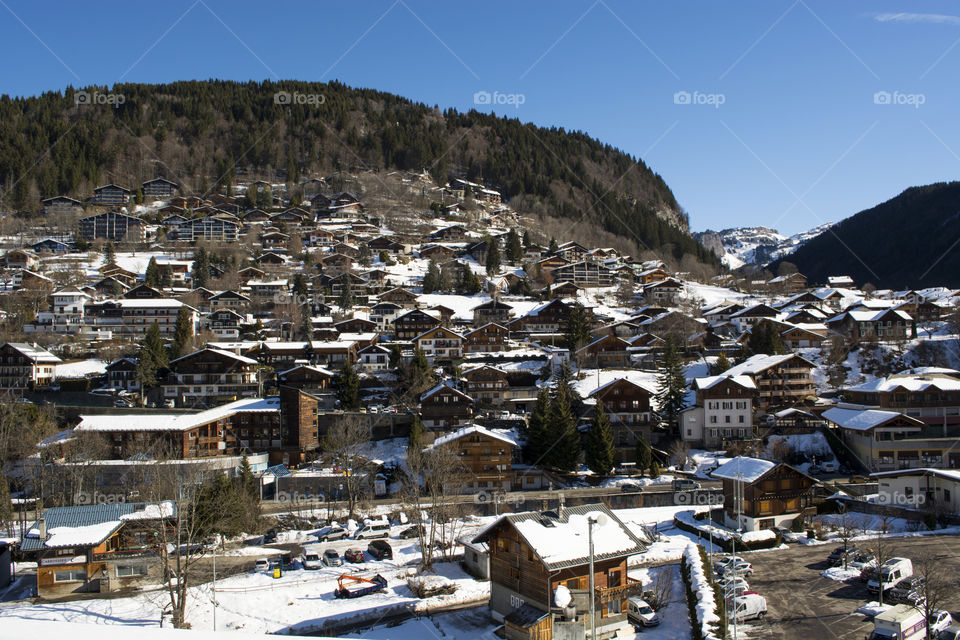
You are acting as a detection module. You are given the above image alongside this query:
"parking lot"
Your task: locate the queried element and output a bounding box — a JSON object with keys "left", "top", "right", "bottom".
{"left": 743, "top": 535, "right": 960, "bottom": 639}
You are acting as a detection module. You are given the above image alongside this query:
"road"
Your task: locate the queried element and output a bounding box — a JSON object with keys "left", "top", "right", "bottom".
{"left": 745, "top": 534, "right": 960, "bottom": 639}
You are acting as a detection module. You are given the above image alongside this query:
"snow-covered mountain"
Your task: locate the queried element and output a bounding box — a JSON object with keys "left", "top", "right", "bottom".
{"left": 694, "top": 223, "right": 833, "bottom": 269}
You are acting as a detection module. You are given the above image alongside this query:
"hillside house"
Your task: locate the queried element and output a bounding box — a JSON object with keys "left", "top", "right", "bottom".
{"left": 681, "top": 375, "right": 757, "bottom": 449}
{"left": 712, "top": 457, "right": 816, "bottom": 531}
{"left": 425, "top": 425, "right": 516, "bottom": 493}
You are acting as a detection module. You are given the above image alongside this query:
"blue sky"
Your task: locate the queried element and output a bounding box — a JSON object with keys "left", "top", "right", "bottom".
{"left": 1, "top": 1, "right": 959, "bottom": 235}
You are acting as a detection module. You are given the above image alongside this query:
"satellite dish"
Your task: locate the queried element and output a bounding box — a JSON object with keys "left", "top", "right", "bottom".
{"left": 589, "top": 512, "right": 609, "bottom": 527}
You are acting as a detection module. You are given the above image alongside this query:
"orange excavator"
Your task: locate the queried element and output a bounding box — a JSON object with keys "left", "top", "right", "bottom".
{"left": 334, "top": 573, "right": 388, "bottom": 598}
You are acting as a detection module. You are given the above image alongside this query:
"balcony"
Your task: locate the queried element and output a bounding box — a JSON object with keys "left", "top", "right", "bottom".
{"left": 569, "top": 578, "right": 644, "bottom": 610}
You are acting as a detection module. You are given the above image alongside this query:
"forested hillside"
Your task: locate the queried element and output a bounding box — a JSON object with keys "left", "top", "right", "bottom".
{"left": 0, "top": 79, "right": 714, "bottom": 264}
{"left": 773, "top": 182, "right": 960, "bottom": 288}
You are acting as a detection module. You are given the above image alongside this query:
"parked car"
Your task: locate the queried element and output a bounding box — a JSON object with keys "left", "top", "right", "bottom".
{"left": 399, "top": 525, "right": 425, "bottom": 539}
{"left": 626, "top": 597, "right": 661, "bottom": 628}
{"left": 849, "top": 475, "right": 871, "bottom": 484}
{"left": 889, "top": 576, "right": 925, "bottom": 603}
{"left": 354, "top": 521, "right": 391, "bottom": 540}
{"left": 868, "top": 558, "right": 914, "bottom": 595}
{"left": 717, "top": 560, "right": 753, "bottom": 577}
{"left": 254, "top": 558, "right": 270, "bottom": 572}
{"left": 828, "top": 546, "right": 860, "bottom": 567}
{"left": 302, "top": 551, "right": 323, "bottom": 570}
{"left": 938, "top": 625, "right": 960, "bottom": 640}
{"left": 821, "top": 460, "right": 838, "bottom": 473}
{"left": 262, "top": 529, "right": 278, "bottom": 544}
{"left": 620, "top": 482, "right": 643, "bottom": 493}
{"left": 367, "top": 540, "right": 393, "bottom": 561}
{"left": 849, "top": 552, "right": 876, "bottom": 571}
{"left": 317, "top": 525, "right": 349, "bottom": 542}
{"left": 716, "top": 575, "right": 750, "bottom": 591}
{"left": 322, "top": 549, "right": 343, "bottom": 567}
{"left": 713, "top": 555, "right": 746, "bottom": 571}
{"left": 730, "top": 593, "right": 767, "bottom": 622}
{"left": 344, "top": 548, "right": 365, "bottom": 563}
{"left": 931, "top": 612, "right": 955, "bottom": 636}
{"left": 672, "top": 478, "right": 701, "bottom": 491}
{"left": 772, "top": 526, "right": 803, "bottom": 543}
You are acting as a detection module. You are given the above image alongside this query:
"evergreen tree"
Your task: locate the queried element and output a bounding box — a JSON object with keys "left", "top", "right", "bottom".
{"left": 522, "top": 229, "right": 531, "bottom": 248}
{"left": 635, "top": 436, "right": 653, "bottom": 476}
{"left": 103, "top": 242, "right": 116, "bottom": 266}
{"left": 650, "top": 461, "right": 661, "bottom": 479}
{"left": 745, "top": 320, "right": 786, "bottom": 356}
{"left": 292, "top": 273, "right": 308, "bottom": 299}
{"left": 0, "top": 472, "right": 10, "bottom": 536}
{"left": 142, "top": 321, "right": 168, "bottom": 370}
{"left": 584, "top": 401, "right": 615, "bottom": 475}
{"left": 256, "top": 186, "right": 272, "bottom": 209}
{"left": 407, "top": 414, "right": 425, "bottom": 454}
{"left": 423, "top": 259, "right": 441, "bottom": 293}
{"left": 523, "top": 388, "right": 552, "bottom": 465}
{"left": 485, "top": 238, "right": 501, "bottom": 276}
{"left": 358, "top": 243, "right": 372, "bottom": 267}
{"left": 160, "top": 268, "right": 173, "bottom": 289}
{"left": 299, "top": 304, "right": 313, "bottom": 340}
{"left": 144, "top": 257, "right": 161, "bottom": 288}
{"left": 169, "top": 307, "right": 194, "bottom": 360}
{"left": 711, "top": 352, "right": 731, "bottom": 375}
{"left": 388, "top": 343, "right": 402, "bottom": 369}
{"left": 548, "top": 237, "right": 559, "bottom": 254}
{"left": 238, "top": 454, "right": 257, "bottom": 496}
{"left": 564, "top": 302, "right": 592, "bottom": 353}
{"left": 655, "top": 335, "right": 688, "bottom": 434}
{"left": 545, "top": 382, "right": 581, "bottom": 471}
{"left": 336, "top": 359, "right": 360, "bottom": 410}
{"left": 506, "top": 229, "right": 522, "bottom": 263}
{"left": 192, "top": 246, "right": 209, "bottom": 288}
{"left": 337, "top": 283, "right": 354, "bottom": 310}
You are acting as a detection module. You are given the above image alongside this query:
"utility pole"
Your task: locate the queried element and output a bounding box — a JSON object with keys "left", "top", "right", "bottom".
{"left": 212, "top": 539, "right": 217, "bottom": 631}
{"left": 588, "top": 515, "right": 597, "bottom": 640}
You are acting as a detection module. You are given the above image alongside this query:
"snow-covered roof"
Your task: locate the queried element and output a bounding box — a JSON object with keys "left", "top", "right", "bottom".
{"left": 711, "top": 456, "right": 776, "bottom": 483}
{"left": 871, "top": 467, "right": 960, "bottom": 483}
{"left": 821, "top": 407, "right": 922, "bottom": 431}
{"left": 426, "top": 425, "right": 518, "bottom": 450}
{"left": 21, "top": 502, "right": 175, "bottom": 551}
{"left": 474, "top": 503, "right": 645, "bottom": 570}
{"left": 170, "top": 347, "right": 258, "bottom": 366}
{"left": 723, "top": 353, "right": 812, "bottom": 377}
{"left": 5, "top": 342, "right": 61, "bottom": 363}
{"left": 693, "top": 374, "right": 756, "bottom": 391}
{"left": 847, "top": 374, "right": 960, "bottom": 394}
{"left": 76, "top": 397, "right": 280, "bottom": 433}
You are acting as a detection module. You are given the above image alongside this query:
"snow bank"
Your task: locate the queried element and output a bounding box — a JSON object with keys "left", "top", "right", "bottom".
{"left": 683, "top": 543, "right": 723, "bottom": 640}
{"left": 821, "top": 566, "right": 861, "bottom": 582}
{"left": 857, "top": 601, "right": 892, "bottom": 617}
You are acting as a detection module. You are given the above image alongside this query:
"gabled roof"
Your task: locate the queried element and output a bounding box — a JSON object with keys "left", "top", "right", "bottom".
{"left": 693, "top": 374, "right": 757, "bottom": 391}
{"left": 21, "top": 502, "right": 174, "bottom": 551}
{"left": 169, "top": 347, "right": 258, "bottom": 367}
{"left": 472, "top": 502, "right": 646, "bottom": 571}
{"left": 821, "top": 407, "right": 924, "bottom": 432}
{"left": 711, "top": 456, "right": 777, "bottom": 483}
{"left": 4, "top": 342, "right": 61, "bottom": 364}
{"left": 421, "top": 383, "right": 472, "bottom": 403}
{"left": 589, "top": 377, "right": 656, "bottom": 397}
{"left": 723, "top": 353, "right": 814, "bottom": 377}
{"left": 76, "top": 397, "right": 280, "bottom": 433}
{"left": 425, "top": 425, "right": 518, "bottom": 450}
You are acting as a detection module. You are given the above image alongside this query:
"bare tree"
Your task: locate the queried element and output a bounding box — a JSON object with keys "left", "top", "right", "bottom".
{"left": 321, "top": 416, "right": 373, "bottom": 519}
{"left": 910, "top": 548, "right": 951, "bottom": 637}
{"left": 867, "top": 530, "right": 896, "bottom": 607}
{"left": 644, "top": 566, "right": 677, "bottom": 611}
{"left": 129, "top": 448, "right": 233, "bottom": 629}
{"left": 402, "top": 444, "right": 466, "bottom": 571}
{"left": 834, "top": 510, "right": 863, "bottom": 570}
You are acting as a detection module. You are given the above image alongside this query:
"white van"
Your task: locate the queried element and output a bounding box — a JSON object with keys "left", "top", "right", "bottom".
{"left": 730, "top": 593, "right": 767, "bottom": 622}
{"left": 868, "top": 558, "right": 913, "bottom": 595}
{"left": 354, "top": 521, "right": 391, "bottom": 540}
{"left": 626, "top": 597, "right": 660, "bottom": 627}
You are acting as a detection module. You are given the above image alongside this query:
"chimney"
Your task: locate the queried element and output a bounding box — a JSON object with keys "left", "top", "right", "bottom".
{"left": 37, "top": 518, "right": 46, "bottom": 539}
{"left": 557, "top": 493, "right": 565, "bottom": 520}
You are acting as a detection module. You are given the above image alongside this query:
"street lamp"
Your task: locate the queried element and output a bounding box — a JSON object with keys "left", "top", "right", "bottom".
{"left": 587, "top": 513, "right": 608, "bottom": 640}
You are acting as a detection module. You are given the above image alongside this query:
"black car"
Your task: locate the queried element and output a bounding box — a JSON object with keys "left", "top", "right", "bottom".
{"left": 263, "top": 529, "right": 278, "bottom": 544}
{"left": 367, "top": 540, "right": 393, "bottom": 561}
{"left": 399, "top": 525, "right": 426, "bottom": 539}
{"left": 827, "top": 545, "right": 857, "bottom": 565}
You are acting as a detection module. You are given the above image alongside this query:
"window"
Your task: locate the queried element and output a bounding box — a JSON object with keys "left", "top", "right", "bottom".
{"left": 608, "top": 569, "right": 622, "bottom": 587}
{"left": 116, "top": 564, "right": 147, "bottom": 577}
{"left": 53, "top": 569, "right": 86, "bottom": 583}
